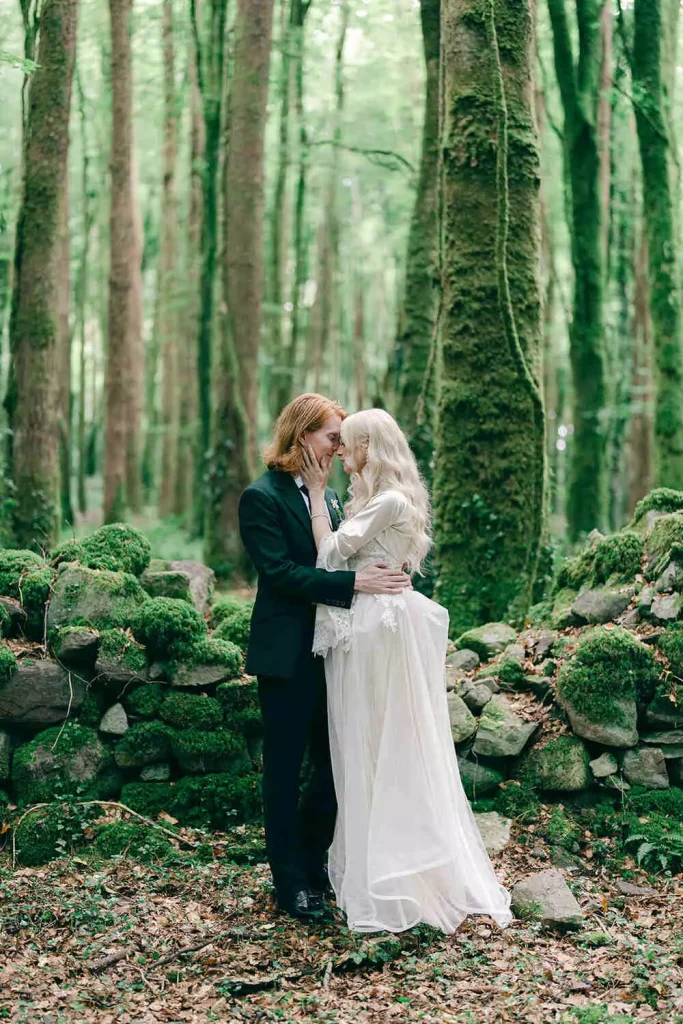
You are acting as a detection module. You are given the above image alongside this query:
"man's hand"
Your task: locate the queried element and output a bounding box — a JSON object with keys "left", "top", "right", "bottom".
{"left": 355, "top": 563, "right": 412, "bottom": 595}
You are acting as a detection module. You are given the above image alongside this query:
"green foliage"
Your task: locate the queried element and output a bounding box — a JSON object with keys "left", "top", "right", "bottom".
{"left": 93, "top": 820, "right": 176, "bottom": 863}
{"left": 130, "top": 597, "right": 206, "bottom": 661}
{"left": 170, "top": 728, "right": 251, "bottom": 774}
{"left": 50, "top": 539, "right": 87, "bottom": 567}
{"left": 114, "top": 721, "right": 174, "bottom": 768}
{"left": 211, "top": 600, "right": 253, "bottom": 651}
{"left": 545, "top": 806, "right": 581, "bottom": 849}
{"left": 631, "top": 487, "right": 683, "bottom": 525}
{"left": 184, "top": 637, "right": 243, "bottom": 679}
{"left": 627, "top": 786, "right": 683, "bottom": 819}
{"left": 216, "top": 679, "right": 262, "bottom": 737}
{"left": 78, "top": 688, "right": 107, "bottom": 728}
{"left": 98, "top": 628, "right": 146, "bottom": 674}
{"left": 123, "top": 683, "right": 164, "bottom": 719}
{"left": 0, "top": 604, "right": 11, "bottom": 638}
{"left": 557, "top": 627, "right": 659, "bottom": 725}
{"left": 120, "top": 781, "right": 174, "bottom": 820}
{"left": 13, "top": 804, "right": 97, "bottom": 867}
{"left": 0, "top": 643, "right": 16, "bottom": 683}
{"left": 658, "top": 623, "right": 683, "bottom": 676}
{"left": 120, "top": 773, "right": 261, "bottom": 829}
{"left": 12, "top": 723, "right": 118, "bottom": 804}
{"left": 624, "top": 814, "right": 683, "bottom": 874}
{"left": 555, "top": 547, "right": 596, "bottom": 592}
{"left": 555, "top": 531, "right": 642, "bottom": 593}
{"left": 78, "top": 523, "right": 152, "bottom": 576}
{"left": 496, "top": 658, "right": 526, "bottom": 686}
{"left": 495, "top": 780, "right": 540, "bottom": 821}
{"left": 160, "top": 693, "right": 223, "bottom": 731}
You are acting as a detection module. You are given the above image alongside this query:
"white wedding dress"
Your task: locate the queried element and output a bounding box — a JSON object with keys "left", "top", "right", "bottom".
{"left": 313, "top": 488, "right": 512, "bottom": 934}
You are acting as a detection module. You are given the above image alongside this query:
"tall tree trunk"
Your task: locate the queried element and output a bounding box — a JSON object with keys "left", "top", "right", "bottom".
{"left": 627, "top": 226, "right": 655, "bottom": 514}
{"left": 126, "top": 148, "right": 144, "bottom": 514}
{"left": 547, "top": 0, "right": 607, "bottom": 539}
{"left": 632, "top": 0, "right": 683, "bottom": 486}
{"left": 158, "top": 0, "right": 180, "bottom": 518}
{"left": 191, "top": 0, "right": 229, "bottom": 535}
{"left": 57, "top": 188, "right": 73, "bottom": 529}
{"left": 104, "top": 0, "right": 135, "bottom": 523}
{"left": 8, "top": 0, "right": 78, "bottom": 550}
{"left": 598, "top": 3, "right": 612, "bottom": 266}
{"left": 393, "top": 0, "right": 440, "bottom": 486}
{"left": 76, "top": 70, "right": 93, "bottom": 516}
{"left": 204, "top": 0, "right": 275, "bottom": 578}
{"left": 434, "top": 0, "right": 545, "bottom": 634}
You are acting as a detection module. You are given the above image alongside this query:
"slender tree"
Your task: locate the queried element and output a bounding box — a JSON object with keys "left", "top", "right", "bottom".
{"left": 205, "top": 0, "right": 275, "bottom": 577}
{"left": 126, "top": 148, "right": 144, "bottom": 514}
{"left": 434, "top": 0, "right": 545, "bottom": 634}
{"left": 547, "top": 0, "right": 608, "bottom": 538}
{"left": 631, "top": 0, "right": 683, "bottom": 486}
{"left": 104, "top": 0, "right": 135, "bottom": 522}
{"left": 7, "top": 0, "right": 79, "bottom": 549}
{"left": 392, "top": 0, "right": 440, "bottom": 487}
{"left": 76, "top": 69, "right": 94, "bottom": 515}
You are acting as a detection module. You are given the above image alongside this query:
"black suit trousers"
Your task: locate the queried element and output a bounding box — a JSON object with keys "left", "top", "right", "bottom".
{"left": 257, "top": 650, "right": 336, "bottom": 894}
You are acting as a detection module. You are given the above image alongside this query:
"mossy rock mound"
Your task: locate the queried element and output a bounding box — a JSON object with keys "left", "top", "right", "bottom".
{"left": 130, "top": 597, "right": 206, "bottom": 662}
{"left": 78, "top": 523, "right": 151, "bottom": 577}
{"left": 519, "top": 736, "right": 591, "bottom": 792}
{"left": 170, "top": 728, "right": 251, "bottom": 774}
{"left": 121, "top": 773, "right": 261, "bottom": 830}
{"left": 630, "top": 488, "right": 683, "bottom": 531}
{"left": 96, "top": 628, "right": 147, "bottom": 685}
{"left": 123, "top": 683, "right": 164, "bottom": 719}
{"left": 0, "top": 657, "right": 89, "bottom": 730}
{"left": 556, "top": 531, "right": 642, "bottom": 593}
{"left": 557, "top": 627, "right": 659, "bottom": 747}
{"left": 13, "top": 803, "right": 97, "bottom": 867}
{"left": 168, "top": 637, "right": 243, "bottom": 688}
{"left": 47, "top": 565, "right": 147, "bottom": 632}
{"left": 93, "top": 820, "right": 176, "bottom": 862}
{"left": 210, "top": 598, "right": 254, "bottom": 651}
{"left": 0, "top": 644, "right": 16, "bottom": 685}
{"left": 50, "top": 538, "right": 87, "bottom": 568}
{"left": 160, "top": 693, "right": 223, "bottom": 731}
{"left": 454, "top": 623, "right": 517, "bottom": 662}
{"left": 0, "top": 550, "right": 54, "bottom": 638}
{"left": 114, "top": 720, "right": 174, "bottom": 768}
{"left": 12, "top": 722, "right": 120, "bottom": 804}
{"left": 645, "top": 512, "right": 683, "bottom": 569}
{"left": 216, "top": 679, "right": 262, "bottom": 737}
{"left": 140, "top": 570, "right": 194, "bottom": 604}
{"left": 119, "top": 780, "right": 174, "bottom": 819}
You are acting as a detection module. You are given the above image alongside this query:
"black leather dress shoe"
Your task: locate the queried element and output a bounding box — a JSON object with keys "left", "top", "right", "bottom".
{"left": 308, "top": 864, "right": 333, "bottom": 898}
{"left": 277, "top": 888, "right": 324, "bottom": 922}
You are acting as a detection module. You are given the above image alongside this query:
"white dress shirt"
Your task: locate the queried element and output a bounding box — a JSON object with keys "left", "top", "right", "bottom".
{"left": 294, "top": 473, "right": 331, "bottom": 523}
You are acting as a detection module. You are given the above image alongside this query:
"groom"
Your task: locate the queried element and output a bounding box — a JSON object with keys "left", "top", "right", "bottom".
{"left": 238, "top": 393, "right": 410, "bottom": 921}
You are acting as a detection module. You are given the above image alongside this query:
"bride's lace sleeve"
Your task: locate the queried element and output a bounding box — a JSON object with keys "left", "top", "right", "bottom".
{"left": 317, "top": 490, "right": 407, "bottom": 571}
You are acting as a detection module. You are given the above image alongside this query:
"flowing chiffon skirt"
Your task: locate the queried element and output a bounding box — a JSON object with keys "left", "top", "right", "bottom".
{"left": 324, "top": 589, "right": 512, "bottom": 934}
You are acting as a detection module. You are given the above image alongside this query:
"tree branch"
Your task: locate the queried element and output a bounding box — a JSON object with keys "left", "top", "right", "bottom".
{"left": 308, "top": 139, "right": 415, "bottom": 173}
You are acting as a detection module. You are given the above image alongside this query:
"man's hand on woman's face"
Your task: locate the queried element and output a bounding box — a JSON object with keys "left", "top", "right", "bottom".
{"left": 300, "top": 443, "right": 331, "bottom": 493}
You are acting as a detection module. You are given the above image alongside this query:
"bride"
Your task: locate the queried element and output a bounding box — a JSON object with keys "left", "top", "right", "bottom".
{"left": 300, "top": 408, "right": 512, "bottom": 934}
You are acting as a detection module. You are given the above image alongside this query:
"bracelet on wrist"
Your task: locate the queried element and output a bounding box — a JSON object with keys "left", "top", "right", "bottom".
{"left": 311, "top": 512, "right": 328, "bottom": 520}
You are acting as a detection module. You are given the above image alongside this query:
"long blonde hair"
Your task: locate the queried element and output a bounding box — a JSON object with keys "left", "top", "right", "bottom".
{"left": 341, "top": 408, "right": 431, "bottom": 573}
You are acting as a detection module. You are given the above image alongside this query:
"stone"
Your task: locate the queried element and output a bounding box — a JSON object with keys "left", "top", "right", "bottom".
{"left": 99, "top": 703, "right": 129, "bottom": 736}
{"left": 168, "top": 661, "right": 234, "bottom": 689}
{"left": 637, "top": 587, "right": 655, "bottom": 614}
{"left": 53, "top": 627, "right": 100, "bottom": 668}
{"left": 140, "top": 762, "right": 171, "bottom": 782}
{"left": 620, "top": 608, "right": 641, "bottom": 628}
{"left": 616, "top": 879, "right": 657, "bottom": 897}
{"left": 534, "top": 632, "right": 557, "bottom": 661}
{"left": 455, "top": 623, "right": 517, "bottom": 662}
{"left": 603, "top": 775, "right": 630, "bottom": 792}
{"left": 640, "top": 728, "right": 683, "bottom": 748}
{"left": 473, "top": 695, "right": 537, "bottom": 758}
{"left": 167, "top": 560, "right": 216, "bottom": 616}
{"left": 473, "top": 812, "right": 511, "bottom": 856}
{"left": 0, "top": 660, "right": 85, "bottom": 729}
{"left": 456, "top": 678, "right": 493, "bottom": 714}
{"left": 563, "top": 697, "right": 638, "bottom": 749}
{"left": 457, "top": 757, "right": 503, "bottom": 799}
{"left": 551, "top": 589, "right": 582, "bottom": 629}
{"left": 622, "top": 747, "right": 669, "bottom": 789}
{"left": 47, "top": 565, "right": 146, "bottom": 632}
{"left": 655, "top": 561, "right": 682, "bottom": 592}
{"left": 589, "top": 752, "right": 618, "bottom": 779}
{"left": 511, "top": 869, "right": 584, "bottom": 931}
{"left": 651, "top": 593, "right": 682, "bottom": 622}
{"left": 502, "top": 644, "right": 525, "bottom": 664}
{"left": 644, "top": 694, "right": 683, "bottom": 730}
{"left": 524, "top": 737, "right": 591, "bottom": 792}
{"left": 0, "top": 596, "right": 27, "bottom": 635}
{"left": 446, "top": 693, "right": 477, "bottom": 745}
{"left": 571, "top": 587, "right": 633, "bottom": 625}
{"left": 12, "top": 722, "right": 118, "bottom": 804}
{"left": 140, "top": 570, "right": 193, "bottom": 604}
{"left": 447, "top": 648, "right": 480, "bottom": 673}
{"left": 148, "top": 661, "right": 168, "bottom": 682}
{"left": 445, "top": 664, "right": 465, "bottom": 691}
{"left": 0, "top": 730, "right": 10, "bottom": 780}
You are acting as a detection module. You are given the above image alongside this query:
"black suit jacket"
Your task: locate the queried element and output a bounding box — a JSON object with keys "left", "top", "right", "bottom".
{"left": 238, "top": 468, "right": 356, "bottom": 679}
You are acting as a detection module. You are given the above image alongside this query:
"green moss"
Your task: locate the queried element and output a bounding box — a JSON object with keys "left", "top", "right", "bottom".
{"left": 658, "top": 623, "right": 683, "bottom": 675}
{"left": 0, "top": 604, "right": 11, "bottom": 638}
{"left": 79, "top": 523, "right": 152, "bottom": 576}
{"left": 175, "top": 637, "right": 243, "bottom": 681}
{"left": 140, "top": 570, "right": 194, "bottom": 603}
{"left": 171, "top": 728, "right": 251, "bottom": 774}
{"left": 98, "top": 628, "right": 147, "bottom": 674}
{"left": 627, "top": 786, "right": 683, "bottom": 818}
{"left": 555, "top": 547, "right": 596, "bottom": 592}
{"left": 0, "top": 550, "right": 54, "bottom": 637}
{"left": 496, "top": 658, "right": 526, "bottom": 686}
{"left": 120, "top": 774, "right": 261, "bottom": 829}
{"left": 646, "top": 511, "right": 683, "bottom": 563}
{"left": 495, "top": 780, "right": 540, "bottom": 821}
{"left": 521, "top": 736, "right": 590, "bottom": 792}
{"left": 160, "top": 693, "right": 223, "bottom": 731}
{"left": 631, "top": 487, "right": 683, "bottom": 526}
{"left": 216, "top": 680, "right": 262, "bottom": 737}
{"left": 50, "top": 566, "right": 148, "bottom": 631}
{"left": 210, "top": 598, "right": 253, "bottom": 651}
{"left": 13, "top": 804, "right": 96, "bottom": 867}
{"left": 93, "top": 820, "right": 176, "bottom": 862}
{"left": 123, "top": 683, "right": 165, "bottom": 719}
{"left": 51, "top": 624, "right": 99, "bottom": 661}
{"left": 50, "top": 538, "right": 87, "bottom": 567}
{"left": 591, "top": 532, "right": 643, "bottom": 585}
{"left": 120, "top": 781, "right": 175, "bottom": 819}
{"left": 131, "top": 597, "right": 206, "bottom": 661}
{"left": 557, "top": 627, "right": 659, "bottom": 726}
{"left": 114, "top": 721, "right": 174, "bottom": 768}
{"left": 0, "top": 643, "right": 17, "bottom": 683}
{"left": 78, "top": 688, "right": 108, "bottom": 728}
{"left": 12, "top": 723, "right": 119, "bottom": 804}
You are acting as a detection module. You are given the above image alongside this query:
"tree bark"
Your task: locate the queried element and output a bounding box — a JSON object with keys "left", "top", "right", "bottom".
{"left": 204, "top": 0, "right": 275, "bottom": 578}
{"left": 434, "top": 0, "right": 545, "bottom": 634}
{"left": 8, "top": 0, "right": 78, "bottom": 549}
{"left": 104, "top": 0, "right": 135, "bottom": 523}
{"left": 632, "top": 0, "right": 683, "bottom": 486}
{"left": 125, "top": 147, "right": 144, "bottom": 514}
{"left": 547, "top": 0, "right": 608, "bottom": 539}
{"left": 393, "top": 0, "right": 440, "bottom": 487}
{"left": 57, "top": 187, "right": 73, "bottom": 530}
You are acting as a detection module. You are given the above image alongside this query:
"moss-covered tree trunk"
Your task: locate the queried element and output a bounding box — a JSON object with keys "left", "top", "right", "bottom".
{"left": 204, "top": 0, "right": 275, "bottom": 578}
{"left": 632, "top": 0, "right": 683, "bottom": 487}
{"left": 393, "top": 0, "right": 440, "bottom": 487}
{"left": 125, "top": 149, "right": 144, "bottom": 515}
{"left": 547, "top": 0, "right": 607, "bottom": 539}
{"left": 57, "top": 191, "right": 73, "bottom": 530}
{"left": 434, "top": 0, "right": 545, "bottom": 635}
{"left": 8, "top": 0, "right": 78, "bottom": 549}
{"left": 104, "top": 0, "right": 134, "bottom": 523}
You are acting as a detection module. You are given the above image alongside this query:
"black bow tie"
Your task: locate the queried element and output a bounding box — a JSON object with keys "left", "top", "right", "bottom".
{"left": 299, "top": 483, "right": 310, "bottom": 498}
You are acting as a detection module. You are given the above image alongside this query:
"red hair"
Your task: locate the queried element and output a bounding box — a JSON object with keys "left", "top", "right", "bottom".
{"left": 263, "top": 393, "right": 346, "bottom": 473}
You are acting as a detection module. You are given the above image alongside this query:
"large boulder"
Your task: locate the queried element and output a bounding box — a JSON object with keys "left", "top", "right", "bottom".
{"left": 167, "top": 638, "right": 243, "bottom": 689}
{"left": 168, "top": 560, "right": 215, "bottom": 616}
{"left": 140, "top": 570, "right": 194, "bottom": 605}
{"left": 564, "top": 699, "right": 638, "bottom": 749}
{"left": 455, "top": 623, "right": 517, "bottom": 662}
{"left": 473, "top": 695, "right": 537, "bottom": 758}
{"left": 12, "top": 722, "right": 119, "bottom": 803}
{"left": 456, "top": 677, "right": 494, "bottom": 714}
{"left": 511, "top": 869, "right": 584, "bottom": 931}
{"left": 446, "top": 693, "right": 477, "bottom": 745}
{"left": 521, "top": 736, "right": 591, "bottom": 792}
{"left": 589, "top": 752, "right": 618, "bottom": 779}
{"left": 0, "top": 659, "right": 86, "bottom": 729}
{"left": 447, "top": 648, "right": 480, "bottom": 673}
{"left": 650, "top": 594, "right": 682, "bottom": 623}
{"left": 52, "top": 626, "right": 100, "bottom": 669}
{"left": 47, "top": 565, "right": 147, "bottom": 632}
{"left": 622, "top": 747, "right": 669, "bottom": 790}
{"left": 474, "top": 812, "right": 511, "bottom": 856}
{"left": 570, "top": 587, "right": 633, "bottom": 625}
{"left": 457, "top": 756, "right": 504, "bottom": 799}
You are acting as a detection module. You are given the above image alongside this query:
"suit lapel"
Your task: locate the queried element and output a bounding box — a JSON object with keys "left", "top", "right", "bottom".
{"left": 325, "top": 489, "right": 341, "bottom": 531}
{"left": 271, "top": 469, "right": 313, "bottom": 536}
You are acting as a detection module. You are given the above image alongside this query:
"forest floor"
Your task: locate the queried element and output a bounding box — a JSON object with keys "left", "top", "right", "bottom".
{"left": 1, "top": 811, "right": 682, "bottom": 1024}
